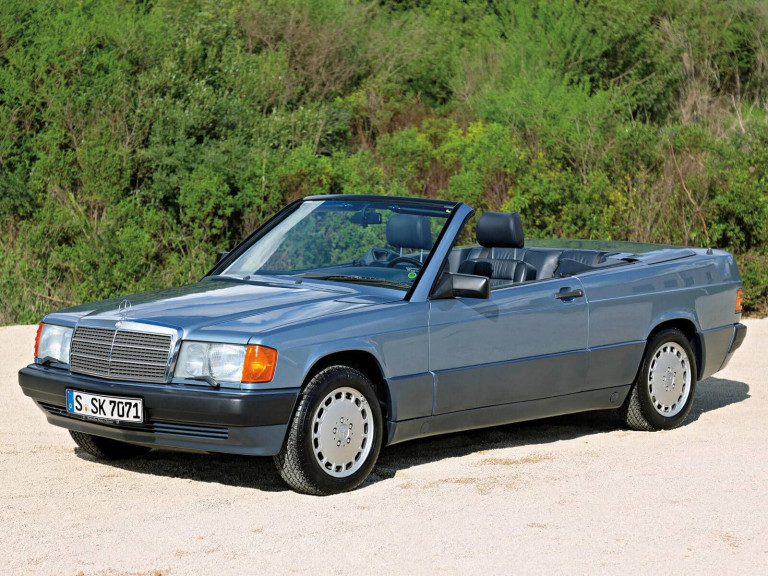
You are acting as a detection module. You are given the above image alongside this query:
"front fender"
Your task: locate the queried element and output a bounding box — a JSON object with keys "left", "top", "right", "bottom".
{"left": 241, "top": 301, "right": 431, "bottom": 392}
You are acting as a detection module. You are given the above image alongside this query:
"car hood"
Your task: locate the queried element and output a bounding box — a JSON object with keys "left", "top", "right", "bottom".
{"left": 44, "top": 277, "right": 400, "bottom": 342}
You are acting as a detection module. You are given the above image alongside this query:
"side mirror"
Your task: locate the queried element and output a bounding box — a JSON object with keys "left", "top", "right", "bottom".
{"left": 432, "top": 273, "right": 490, "bottom": 300}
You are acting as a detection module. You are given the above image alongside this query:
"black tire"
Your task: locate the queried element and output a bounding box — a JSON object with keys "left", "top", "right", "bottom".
{"left": 70, "top": 430, "right": 151, "bottom": 460}
{"left": 620, "top": 328, "right": 698, "bottom": 431}
{"left": 274, "top": 365, "right": 384, "bottom": 495}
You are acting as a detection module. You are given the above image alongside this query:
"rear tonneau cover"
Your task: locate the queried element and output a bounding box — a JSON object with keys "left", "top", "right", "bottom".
{"left": 619, "top": 248, "right": 696, "bottom": 265}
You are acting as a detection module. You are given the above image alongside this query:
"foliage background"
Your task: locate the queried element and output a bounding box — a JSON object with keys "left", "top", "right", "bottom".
{"left": 1, "top": 0, "right": 768, "bottom": 323}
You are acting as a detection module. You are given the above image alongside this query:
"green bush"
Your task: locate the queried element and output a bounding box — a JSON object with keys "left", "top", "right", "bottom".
{"left": 2, "top": 0, "right": 768, "bottom": 323}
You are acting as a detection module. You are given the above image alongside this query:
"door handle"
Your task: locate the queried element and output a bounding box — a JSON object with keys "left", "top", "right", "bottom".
{"left": 554, "top": 288, "right": 584, "bottom": 300}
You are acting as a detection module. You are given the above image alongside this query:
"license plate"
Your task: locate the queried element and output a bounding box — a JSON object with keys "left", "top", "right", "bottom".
{"left": 66, "top": 390, "right": 143, "bottom": 423}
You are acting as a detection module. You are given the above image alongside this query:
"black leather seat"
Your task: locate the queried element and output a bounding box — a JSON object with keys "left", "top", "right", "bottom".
{"left": 386, "top": 214, "right": 433, "bottom": 251}
{"left": 459, "top": 211, "right": 536, "bottom": 287}
{"left": 521, "top": 248, "right": 564, "bottom": 280}
{"left": 554, "top": 250, "right": 614, "bottom": 277}
{"left": 459, "top": 258, "right": 533, "bottom": 284}
{"left": 559, "top": 249, "right": 604, "bottom": 266}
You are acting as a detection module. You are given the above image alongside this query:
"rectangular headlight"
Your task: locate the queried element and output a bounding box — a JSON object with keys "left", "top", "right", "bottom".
{"left": 35, "top": 323, "right": 73, "bottom": 365}
{"left": 175, "top": 342, "right": 247, "bottom": 383}
{"left": 174, "top": 342, "right": 277, "bottom": 383}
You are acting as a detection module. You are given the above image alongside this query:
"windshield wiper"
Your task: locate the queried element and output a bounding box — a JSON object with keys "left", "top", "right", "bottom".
{"left": 296, "top": 273, "right": 410, "bottom": 289}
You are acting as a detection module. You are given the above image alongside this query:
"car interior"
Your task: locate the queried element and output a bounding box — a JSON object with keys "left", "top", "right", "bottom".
{"left": 446, "top": 212, "right": 624, "bottom": 289}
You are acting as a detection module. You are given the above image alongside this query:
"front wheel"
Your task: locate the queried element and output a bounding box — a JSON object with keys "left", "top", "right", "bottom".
{"left": 274, "top": 366, "right": 383, "bottom": 495}
{"left": 620, "top": 328, "right": 697, "bottom": 431}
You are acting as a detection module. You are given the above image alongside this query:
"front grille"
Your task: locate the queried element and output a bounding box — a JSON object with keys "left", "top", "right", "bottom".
{"left": 38, "top": 402, "right": 229, "bottom": 440}
{"left": 70, "top": 327, "right": 172, "bottom": 383}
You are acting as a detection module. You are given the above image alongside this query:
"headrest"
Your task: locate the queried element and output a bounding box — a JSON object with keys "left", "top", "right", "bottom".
{"left": 386, "top": 214, "right": 433, "bottom": 250}
{"left": 476, "top": 211, "right": 524, "bottom": 248}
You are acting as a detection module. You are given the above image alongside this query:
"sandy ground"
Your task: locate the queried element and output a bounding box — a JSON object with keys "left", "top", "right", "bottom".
{"left": 1, "top": 321, "right": 766, "bottom": 576}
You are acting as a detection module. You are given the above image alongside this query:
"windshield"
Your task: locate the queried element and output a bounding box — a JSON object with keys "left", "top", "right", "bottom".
{"left": 222, "top": 199, "right": 455, "bottom": 290}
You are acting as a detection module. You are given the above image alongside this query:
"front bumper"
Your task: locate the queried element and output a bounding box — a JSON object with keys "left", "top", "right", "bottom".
{"left": 18, "top": 365, "right": 299, "bottom": 456}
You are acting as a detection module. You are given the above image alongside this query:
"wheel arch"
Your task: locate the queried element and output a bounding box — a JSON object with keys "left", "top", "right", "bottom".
{"left": 644, "top": 316, "right": 703, "bottom": 380}
{"left": 302, "top": 349, "right": 390, "bottom": 421}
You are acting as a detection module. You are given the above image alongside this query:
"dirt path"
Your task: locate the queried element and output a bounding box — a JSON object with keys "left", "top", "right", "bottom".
{"left": 2, "top": 321, "right": 766, "bottom": 575}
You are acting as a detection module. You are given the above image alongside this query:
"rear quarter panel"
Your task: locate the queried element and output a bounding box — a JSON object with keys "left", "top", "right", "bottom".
{"left": 579, "top": 250, "right": 741, "bottom": 381}
{"left": 581, "top": 251, "right": 740, "bottom": 347}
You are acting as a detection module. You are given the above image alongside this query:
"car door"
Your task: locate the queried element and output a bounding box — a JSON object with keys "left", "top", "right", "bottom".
{"left": 428, "top": 278, "right": 589, "bottom": 415}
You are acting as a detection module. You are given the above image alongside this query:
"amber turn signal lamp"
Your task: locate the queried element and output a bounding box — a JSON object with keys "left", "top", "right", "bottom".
{"left": 242, "top": 345, "right": 278, "bottom": 383}
{"left": 735, "top": 289, "right": 743, "bottom": 313}
{"left": 34, "top": 322, "right": 44, "bottom": 358}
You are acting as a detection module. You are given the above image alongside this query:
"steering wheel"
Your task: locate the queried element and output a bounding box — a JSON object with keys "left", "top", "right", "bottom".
{"left": 386, "top": 256, "right": 423, "bottom": 269}
{"left": 359, "top": 247, "right": 400, "bottom": 266}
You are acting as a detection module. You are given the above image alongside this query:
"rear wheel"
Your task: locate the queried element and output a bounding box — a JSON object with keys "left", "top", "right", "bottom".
{"left": 620, "top": 328, "right": 697, "bottom": 431}
{"left": 274, "top": 365, "right": 383, "bottom": 495}
{"left": 70, "top": 430, "right": 151, "bottom": 460}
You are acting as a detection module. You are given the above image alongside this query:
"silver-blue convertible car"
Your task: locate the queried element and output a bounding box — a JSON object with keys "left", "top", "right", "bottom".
{"left": 19, "top": 195, "right": 747, "bottom": 494}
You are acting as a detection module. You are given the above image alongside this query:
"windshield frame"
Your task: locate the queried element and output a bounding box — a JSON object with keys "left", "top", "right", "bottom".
{"left": 206, "top": 195, "right": 462, "bottom": 299}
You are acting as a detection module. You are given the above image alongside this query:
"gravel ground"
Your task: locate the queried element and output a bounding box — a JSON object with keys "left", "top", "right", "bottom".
{"left": 2, "top": 321, "right": 766, "bottom": 575}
